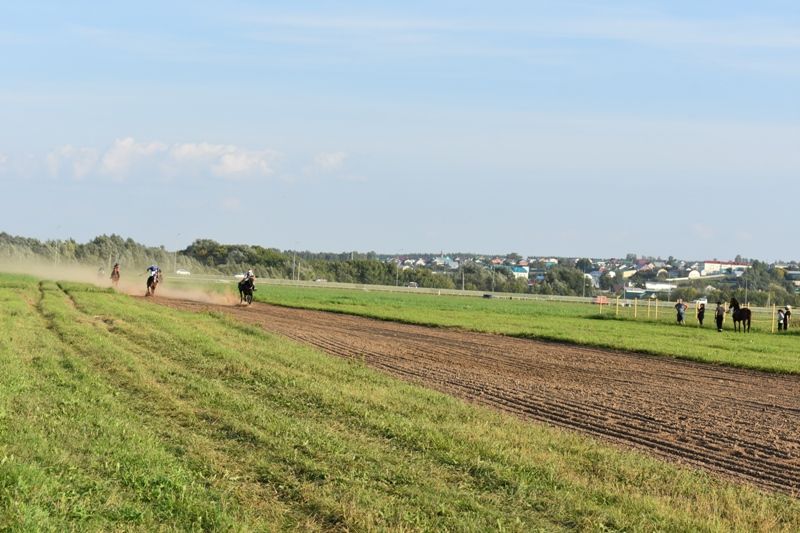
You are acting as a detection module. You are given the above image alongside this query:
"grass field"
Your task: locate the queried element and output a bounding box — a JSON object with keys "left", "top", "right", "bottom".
{"left": 2, "top": 273, "right": 799, "bottom": 530}
{"left": 253, "top": 285, "right": 800, "bottom": 375}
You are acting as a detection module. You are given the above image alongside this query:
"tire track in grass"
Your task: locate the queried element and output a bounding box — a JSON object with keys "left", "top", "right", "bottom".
{"left": 61, "top": 290, "right": 574, "bottom": 530}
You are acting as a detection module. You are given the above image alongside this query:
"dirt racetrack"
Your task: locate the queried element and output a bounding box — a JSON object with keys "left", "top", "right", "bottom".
{"left": 156, "top": 298, "right": 800, "bottom": 495}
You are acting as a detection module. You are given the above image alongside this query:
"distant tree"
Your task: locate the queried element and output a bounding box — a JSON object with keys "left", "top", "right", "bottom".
{"left": 599, "top": 272, "right": 615, "bottom": 291}
{"left": 575, "top": 258, "right": 593, "bottom": 273}
{"left": 533, "top": 266, "right": 591, "bottom": 296}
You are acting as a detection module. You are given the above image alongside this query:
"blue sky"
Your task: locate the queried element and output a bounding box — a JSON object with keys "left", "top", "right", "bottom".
{"left": 1, "top": 1, "right": 799, "bottom": 260}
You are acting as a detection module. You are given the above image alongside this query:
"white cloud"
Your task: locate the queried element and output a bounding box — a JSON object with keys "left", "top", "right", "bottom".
{"left": 215, "top": 150, "right": 274, "bottom": 177}
{"left": 38, "top": 138, "right": 279, "bottom": 182}
{"left": 171, "top": 142, "right": 277, "bottom": 179}
{"left": 46, "top": 145, "right": 99, "bottom": 180}
{"left": 100, "top": 137, "right": 167, "bottom": 179}
{"left": 170, "top": 142, "right": 229, "bottom": 160}
{"left": 313, "top": 151, "right": 347, "bottom": 171}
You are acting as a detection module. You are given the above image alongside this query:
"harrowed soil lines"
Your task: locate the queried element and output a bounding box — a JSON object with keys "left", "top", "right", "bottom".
{"left": 154, "top": 298, "right": 800, "bottom": 496}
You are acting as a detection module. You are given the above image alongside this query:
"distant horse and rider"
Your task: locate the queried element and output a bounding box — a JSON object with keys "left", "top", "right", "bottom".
{"left": 238, "top": 269, "right": 256, "bottom": 305}
{"left": 110, "top": 263, "right": 121, "bottom": 288}
{"left": 238, "top": 278, "right": 255, "bottom": 304}
{"left": 145, "top": 265, "right": 162, "bottom": 297}
{"left": 728, "top": 297, "right": 751, "bottom": 333}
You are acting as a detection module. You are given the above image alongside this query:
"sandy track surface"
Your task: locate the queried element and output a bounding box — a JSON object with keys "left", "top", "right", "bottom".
{"left": 155, "top": 298, "right": 800, "bottom": 495}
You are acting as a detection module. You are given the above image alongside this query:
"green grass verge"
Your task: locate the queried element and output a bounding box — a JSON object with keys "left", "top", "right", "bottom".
{"left": 253, "top": 285, "right": 800, "bottom": 374}
{"left": 1, "top": 273, "right": 798, "bottom": 530}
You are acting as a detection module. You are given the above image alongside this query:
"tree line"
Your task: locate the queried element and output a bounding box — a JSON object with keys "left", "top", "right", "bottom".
{"left": 0, "top": 232, "right": 204, "bottom": 273}
{"left": 3, "top": 233, "right": 796, "bottom": 304}
{"left": 1, "top": 234, "right": 592, "bottom": 294}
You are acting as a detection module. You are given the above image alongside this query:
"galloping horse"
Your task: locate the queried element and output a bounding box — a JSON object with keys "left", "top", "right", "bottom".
{"left": 146, "top": 270, "right": 162, "bottom": 297}
{"left": 729, "top": 297, "right": 751, "bottom": 333}
{"left": 238, "top": 277, "right": 255, "bottom": 305}
{"left": 110, "top": 264, "right": 120, "bottom": 288}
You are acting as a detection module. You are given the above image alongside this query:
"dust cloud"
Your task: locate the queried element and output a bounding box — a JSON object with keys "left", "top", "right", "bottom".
{"left": 0, "top": 259, "right": 239, "bottom": 306}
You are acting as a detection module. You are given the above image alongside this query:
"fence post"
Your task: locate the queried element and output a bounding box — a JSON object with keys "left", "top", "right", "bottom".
{"left": 616, "top": 297, "right": 619, "bottom": 317}
{"left": 634, "top": 298, "right": 638, "bottom": 319}
{"left": 655, "top": 299, "right": 658, "bottom": 320}
{"left": 647, "top": 298, "right": 651, "bottom": 319}
{"left": 772, "top": 304, "right": 776, "bottom": 334}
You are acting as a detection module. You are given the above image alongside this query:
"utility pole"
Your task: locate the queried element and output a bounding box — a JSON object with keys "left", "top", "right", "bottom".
{"left": 745, "top": 277, "right": 748, "bottom": 306}
{"left": 174, "top": 234, "right": 181, "bottom": 274}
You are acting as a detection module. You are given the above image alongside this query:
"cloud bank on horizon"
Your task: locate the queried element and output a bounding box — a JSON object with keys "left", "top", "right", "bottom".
{"left": 1, "top": 1, "right": 798, "bottom": 261}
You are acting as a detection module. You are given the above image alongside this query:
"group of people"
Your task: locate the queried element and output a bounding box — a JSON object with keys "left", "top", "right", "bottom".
{"left": 673, "top": 299, "right": 722, "bottom": 330}
{"left": 674, "top": 299, "right": 792, "bottom": 332}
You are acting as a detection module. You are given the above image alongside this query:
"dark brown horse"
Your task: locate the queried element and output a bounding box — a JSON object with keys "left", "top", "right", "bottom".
{"left": 238, "top": 277, "right": 255, "bottom": 304}
{"left": 729, "top": 297, "right": 751, "bottom": 333}
{"left": 110, "top": 264, "right": 120, "bottom": 288}
{"left": 146, "top": 270, "right": 162, "bottom": 296}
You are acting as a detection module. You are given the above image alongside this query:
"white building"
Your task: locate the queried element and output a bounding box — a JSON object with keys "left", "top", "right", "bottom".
{"left": 701, "top": 260, "right": 750, "bottom": 276}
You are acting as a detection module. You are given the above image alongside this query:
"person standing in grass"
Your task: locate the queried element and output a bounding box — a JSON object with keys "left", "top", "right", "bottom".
{"left": 675, "top": 299, "right": 688, "bottom": 325}
{"left": 715, "top": 301, "right": 725, "bottom": 332}
{"left": 696, "top": 302, "right": 705, "bottom": 326}
{"left": 778, "top": 307, "right": 785, "bottom": 331}
{"left": 785, "top": 305, "right": 792, "bottom": 331}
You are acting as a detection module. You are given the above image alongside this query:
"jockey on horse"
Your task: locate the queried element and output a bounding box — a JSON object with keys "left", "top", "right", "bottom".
{"left": 238, "top": 269, "right": 256, "bottom": 304}
{"left": 145, "top": 265, "right": 161, "bottom": 296}
{"left": 110, "top": 263, "right": 121, "bottom": 288}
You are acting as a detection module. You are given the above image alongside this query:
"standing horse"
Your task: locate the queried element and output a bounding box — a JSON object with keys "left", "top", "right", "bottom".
{"left": 238, "top": 277, "right": 255, "bottom": 305}
{"left": 729, "top": 297, "right": 751, "bottom": 333}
